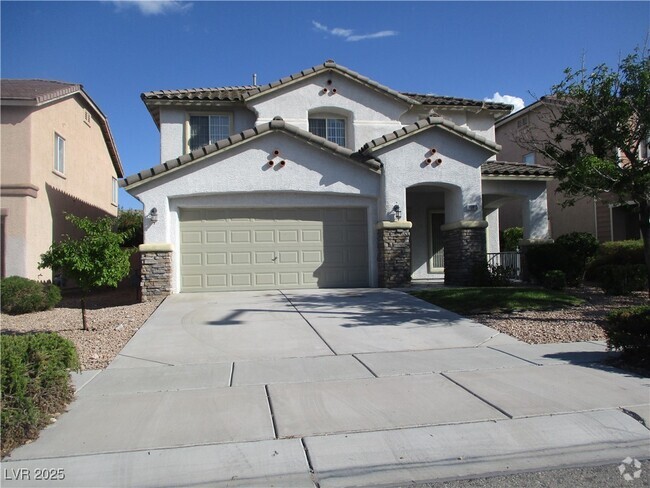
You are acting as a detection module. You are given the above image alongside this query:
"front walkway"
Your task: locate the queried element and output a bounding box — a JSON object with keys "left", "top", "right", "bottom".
{"left": 3, "top": 289, "right": 648, "bottom": 487}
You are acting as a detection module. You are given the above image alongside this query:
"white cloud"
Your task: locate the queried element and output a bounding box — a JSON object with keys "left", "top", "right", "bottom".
{"left": 112, "top": 1, "right": 192, "bottom": 16}
{"left": 312, "top": 20, "right": 397, "bottom": 42}
{"left": 347, "top": 30, "right": 398, "bottom": 42}
{"left": 484, "top": 92, "right": 525, "bottom": 113}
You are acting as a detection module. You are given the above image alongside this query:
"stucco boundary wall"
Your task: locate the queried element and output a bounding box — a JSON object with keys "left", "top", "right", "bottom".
{"left": 441, "top": 220, "right": 488, "bottom": 286}
{"left": 377, "top": 221, "right": 412, "bottom": 288}
{"left": 139, "top": 243, "right": 173, "bottom": 302}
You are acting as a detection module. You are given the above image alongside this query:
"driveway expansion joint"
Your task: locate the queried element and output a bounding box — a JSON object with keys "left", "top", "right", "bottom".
{"left": 265, "top": 384, "right": 279, "bottom": 439}
{"left": 440, "top": 372, "right": 514, "bottom": 419}
{"left": 280, "top": 289, "right": 338, "bottom": 355}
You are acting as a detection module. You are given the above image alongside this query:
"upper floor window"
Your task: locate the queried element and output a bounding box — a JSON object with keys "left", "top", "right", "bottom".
{"left": 309, "top": 117, "right": 346, "bottom": 146}
{"left": 112, "top": 177, "right": 118, "bottom": 206}
{"left": 516, "top": 115, "right": 529, "bottom": 129}
{"left": 54, "top": 133, "right": 65, "bottom": 174}
{"left": 523, "top": 152, "right": 536, "bottom": 165}
{"left": 189, "top": 114, "right": 231, "bottom": 151}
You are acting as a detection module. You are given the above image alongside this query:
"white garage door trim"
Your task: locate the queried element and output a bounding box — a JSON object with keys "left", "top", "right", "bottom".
{"left": 179, "top": 207, "right": 369, "bottom": 291}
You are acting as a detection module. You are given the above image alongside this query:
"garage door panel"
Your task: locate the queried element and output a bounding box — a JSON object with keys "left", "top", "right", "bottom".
{"left": 179, "top": 208, "right": 369, "bottom": 292}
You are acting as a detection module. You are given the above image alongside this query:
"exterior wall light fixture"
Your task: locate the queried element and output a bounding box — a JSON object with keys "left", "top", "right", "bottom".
{"left": 148, "top": 207, "right": 158, "bottom": 223}
{"left": 392, "top": 204, "right": 402, "bottom": 220}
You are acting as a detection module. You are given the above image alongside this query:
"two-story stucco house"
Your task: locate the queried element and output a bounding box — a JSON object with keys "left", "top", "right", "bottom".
{"left": 496, "top": 97, "right": 642, "bottom": 242}
{"left": 1, "top": 79, "right": 124, "bottom": 280}
{"left": 122, "top": 61, "right": 554, "bottom": 298}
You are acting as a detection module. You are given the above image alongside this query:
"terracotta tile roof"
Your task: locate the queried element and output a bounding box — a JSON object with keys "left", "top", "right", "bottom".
{"left": 140, "top": 60, "right": 513, "bottom": 127}
{"left": 121, "top": 116, "right": 382, "bottom": 188}
{"left": 358, "top": 115, "right": 501, "bottom": 154}
{"left": 481, "top": 161, "right": 555, "bottom": 178}
{"left": 1, "top": 79, "right": 81, "bottom": 103}
{"left": 2, "top": 79, "right": 123, "bottom": 177}
{"left": 403, "top": 92, "right": 512, "bottom": 111}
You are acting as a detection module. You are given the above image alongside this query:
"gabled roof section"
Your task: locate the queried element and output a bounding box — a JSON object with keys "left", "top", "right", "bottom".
{"left": 2, "top": 79, "right": 124, "bottom": 177}
{"left": 481, "top": 161, "right": 555, "bottom": 179}
{"left": 1, "top": 79, "right": 81, "bottom": 104}
{"left": 121, "top": 116, "right": 382, "bottom": 189}
{"left": 241, "top": 60, "right": 420, "bottom": 105}
{"left": 357, "top": 115, "right": 501, "bottom": 155}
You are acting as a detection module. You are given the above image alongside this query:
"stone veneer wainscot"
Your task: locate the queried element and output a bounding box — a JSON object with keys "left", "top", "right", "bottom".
{"left": 139, "top": 243, "right": 173, "bottom": 301}
{"left": 377, "top": 221, "right": 412, "bottom": 287}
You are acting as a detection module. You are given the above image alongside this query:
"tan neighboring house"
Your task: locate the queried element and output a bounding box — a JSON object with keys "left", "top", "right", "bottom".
{"left": 1, "top": 79, "right": 124, "bottom": 280}
{"left": 495, "top": 97, "right": 641, "bottom": 242}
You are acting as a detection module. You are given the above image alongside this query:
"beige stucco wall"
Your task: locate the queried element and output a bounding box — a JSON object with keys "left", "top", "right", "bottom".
{"left": 495, "top": 105, "right": 599, "bottom": 240}
{"left": 1, "top": 95, "right": 119, "bottom": 280}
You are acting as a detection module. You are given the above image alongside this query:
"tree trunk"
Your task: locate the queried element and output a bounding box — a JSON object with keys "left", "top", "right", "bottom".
{"left": 639, "top": 200, "right": 650, "bottom": 298}
{"left": 81, "top": 295, "right": 88, "bottom": 331}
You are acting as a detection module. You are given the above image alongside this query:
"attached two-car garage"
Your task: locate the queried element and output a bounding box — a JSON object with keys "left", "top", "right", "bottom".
{"left": 179, "top": 207, "right": 369, "bottom": 292}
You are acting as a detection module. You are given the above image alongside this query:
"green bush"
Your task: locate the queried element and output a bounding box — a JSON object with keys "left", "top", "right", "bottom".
{"left": 472, "top": 260, "right": 512, "bottom": 287}
{"left": 543, "top": 270, "right": 567, "bottom": 291}
{"left": 1, "top": 333, "right": 79, "bottom": 455}
{"left": 115, "top": 208, "right": 143, "bottom": 248}
{"left": 586, "top": 239, "right": 644, "bottom": 280}
{"left": 525, "top": 243, "right": 571, "bottom": 283}
{"left": 605, "top": 306, "right": 650, "bottom": 366}
{"left": 501, "top": 227, "right": 523, "bottom": 252}
{"left": 0, "top": 276, "right": 62, "bottom": 315}
{"left": 555, "top": 232, "right": 599, "bottom": 286}
{"left": 597, "top": 264, "right": 648, "bottom": 295}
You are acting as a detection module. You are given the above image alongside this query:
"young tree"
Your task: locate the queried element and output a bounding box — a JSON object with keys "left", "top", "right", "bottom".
{"left": 524, "top": 49, "right": 650, "bottom": 292}
{"left": 39, "top": 214, "right": 135, "bottom": 330}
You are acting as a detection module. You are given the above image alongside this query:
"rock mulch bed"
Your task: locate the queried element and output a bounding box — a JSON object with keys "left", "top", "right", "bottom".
{"left": 1, "top": 289, "right": 163, "bottom": 370}
{"left": 469, "top": 286, "right": 648, "bottom": 344}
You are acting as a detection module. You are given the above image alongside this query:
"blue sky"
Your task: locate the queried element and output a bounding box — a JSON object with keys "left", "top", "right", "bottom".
{"left": 2, "top": 1, "right": 648, "bottom": 209}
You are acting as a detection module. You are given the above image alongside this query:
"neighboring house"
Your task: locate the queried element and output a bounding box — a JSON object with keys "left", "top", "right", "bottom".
{"left": 122, "top": 60, "right": 553, "bottom": 297}
{"left": 495, "top": 97, "right": 641, "bottom": 242}
{"left": 1, "top": 79, "right": 124, "bottom": 280}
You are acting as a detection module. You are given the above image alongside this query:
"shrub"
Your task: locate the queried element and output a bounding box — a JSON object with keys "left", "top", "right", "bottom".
{"left": 472, "top": 260, "right": 512, "bottom": 287}
{"left": 555, "top": 232, "right": 599, "bottom": 286}
{"left": 605, "top": 306, "right": 650, "bottom": 367}
{"left": 586, "top": 239, "right": 644, "bottom": 280}
{"left": 597, "top": 264, "right": 648, "bottom": 295}
{"left": 1, "top": 333, "right": 79, "bottom": 455}
{"left": 501, "top": 227, "right": 523, "bottom": 252}
{"left": 524, "top": 243, "right": 571, "bottom": 283}
{"left": 543, "top": 270, "right": 567, "bottom": 291}
{"left": 115, "top": 208, "right": 143, "bottom": 248}
{"left": 0, "top": 276, "right": 62, "bottom": 315}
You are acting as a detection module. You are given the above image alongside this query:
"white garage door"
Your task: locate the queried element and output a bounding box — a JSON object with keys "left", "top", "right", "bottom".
{"left": 179, "top": 208, "right": 369, "bottom": 291}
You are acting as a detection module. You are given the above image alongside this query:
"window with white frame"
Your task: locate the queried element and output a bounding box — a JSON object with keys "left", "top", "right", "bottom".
{"left": 54, "top": 133, "right": 65, "bottom": 174}
{"left": 308, "top": 117, "right": 346, "bottom": 146}
{"left": 523, "top": 152, "right": 536, "bottom": 165}
{"left": 112, "top": 177, "right": 118, "bottom": 205}
{"left": 188, "top": 114, "right": 231, "bottom": 151}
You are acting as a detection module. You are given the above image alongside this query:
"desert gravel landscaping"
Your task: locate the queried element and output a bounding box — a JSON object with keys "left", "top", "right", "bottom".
{"left": 1, "top": 286, "right": 647, "bottom": 370}
{"left": 1, "top": 289, "right": 163, "bottom": 370}
{"left": 465, "top": 286, "right": 648, "bottom": 344}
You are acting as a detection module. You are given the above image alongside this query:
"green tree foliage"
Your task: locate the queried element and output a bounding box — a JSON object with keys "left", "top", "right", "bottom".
{"left": 115, "top": 208, "right": 143, "bottom": 248}
{"left": 39, "top": 214, "right": 135, "bottom": 330}
{"left": 532, "top": 48, "right": 650, "bottom": 293}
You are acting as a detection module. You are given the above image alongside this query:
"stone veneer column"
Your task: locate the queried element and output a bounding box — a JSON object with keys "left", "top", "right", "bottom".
{"left": 377, "top": 221, "right": 412, "bottom": 288}
{"left": 139, "top": 243, "right": 173, "bottom": 302}
{"left": 441, "top": 221, "right": 488, "bottom": 286}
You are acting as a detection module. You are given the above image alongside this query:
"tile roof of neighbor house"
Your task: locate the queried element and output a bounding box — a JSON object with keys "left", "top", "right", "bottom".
{"left": 141, "top": 60, "right": 513, "bottom": 127}
{"left": 358, "top": 115, "right": 502, "bottom": 154}
{"left": 1, "top": 79, "right": 124, "bottom": 177}
{"left": 481, "top": 161, "right": 555, "bottom": 178}
{"left": 120, "top": 116, "right": 383, "bottom": 189}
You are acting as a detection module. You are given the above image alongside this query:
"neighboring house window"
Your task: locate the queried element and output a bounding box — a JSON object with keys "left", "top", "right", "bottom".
{"left": 523, "top": 152, "right": 536, "bottom": 165}
{"left": 309, "top": 117, "right": 346, "bottom": 146}
{"left": 112, "top": 177, "right": 118, "bottom": 205}
{"left": 188, "top": 114, "right": 231, "bottom": 151}
{"left": 517, "top": 115, "right": 529, "bottom": 129}
{"left": 54, "top": 133, "right": 65, "bottom": 174}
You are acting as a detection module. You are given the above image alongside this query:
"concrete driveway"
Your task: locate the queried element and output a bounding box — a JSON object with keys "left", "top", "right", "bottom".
{"left": 3, "top": 289, "right": 649, "bottom": 487}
